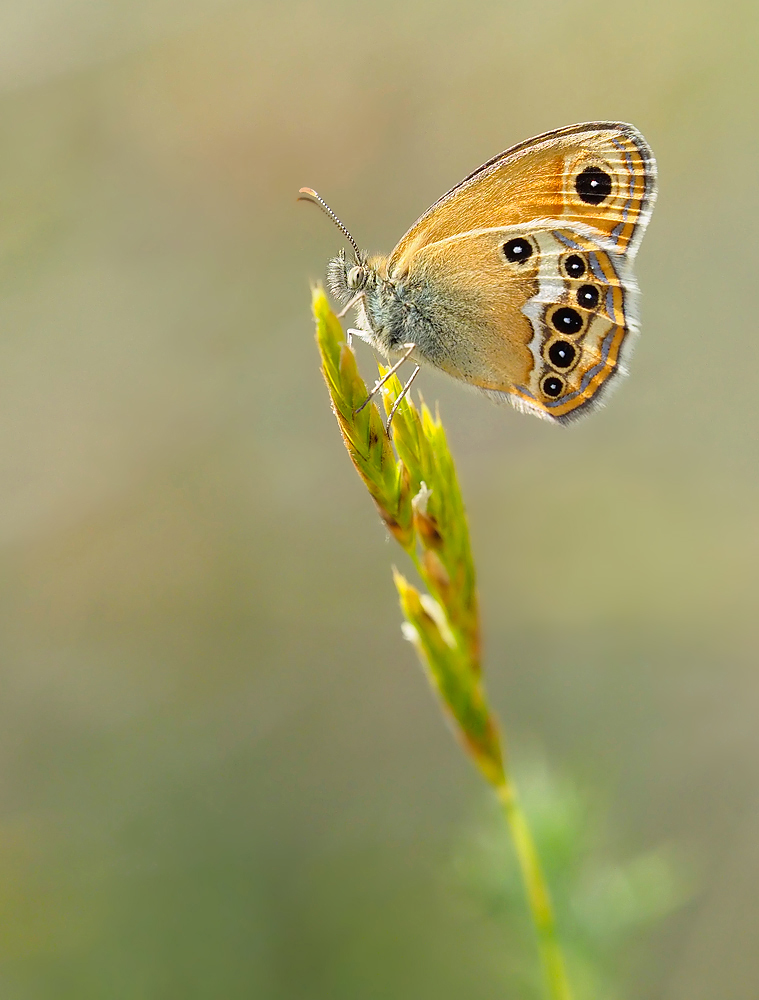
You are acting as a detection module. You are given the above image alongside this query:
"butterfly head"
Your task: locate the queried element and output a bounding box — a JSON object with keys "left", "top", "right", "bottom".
{"left": 326, "top": 247, "right": 379, "bottom": 304}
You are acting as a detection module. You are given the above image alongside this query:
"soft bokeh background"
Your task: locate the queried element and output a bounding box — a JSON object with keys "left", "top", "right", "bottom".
{"left": 1, "top": 0, "right": 758, "bottom": 996}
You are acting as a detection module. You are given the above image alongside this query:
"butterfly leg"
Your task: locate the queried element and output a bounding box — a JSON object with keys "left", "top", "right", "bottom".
{"left": 354, "top": 343, "right": 417, "bottom": 415}
{"left": 345, "top": 328, "right": 374, "bottom": 349}
{"left": 385, "top": 365, "right": 420, "bottom": 436}
{"left": 336, "top": 292, "right": 365, "bottom": 319}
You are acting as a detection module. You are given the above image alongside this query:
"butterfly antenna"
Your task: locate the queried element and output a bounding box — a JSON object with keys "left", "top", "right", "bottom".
{"left": 298, "top": 188, "right": 362, "bottom": 260}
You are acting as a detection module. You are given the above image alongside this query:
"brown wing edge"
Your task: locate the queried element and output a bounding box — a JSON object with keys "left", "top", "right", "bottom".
{"left": 482, "top": 334, "right": 636, "bottom": 425}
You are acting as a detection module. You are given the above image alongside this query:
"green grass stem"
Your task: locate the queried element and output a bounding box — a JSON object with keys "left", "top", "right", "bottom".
{"left": 311, "top": 285, "right": 573, "bottom": 1000}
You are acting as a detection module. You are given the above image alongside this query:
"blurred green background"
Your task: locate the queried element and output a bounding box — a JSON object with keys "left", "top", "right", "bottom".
{"left": 1, "top": 0, "right": 758, "bottom": 996}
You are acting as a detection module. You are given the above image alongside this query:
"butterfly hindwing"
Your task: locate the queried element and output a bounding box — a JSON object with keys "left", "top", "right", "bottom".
{"left": 400, "top": 223, "right": 637, "bottom": 422}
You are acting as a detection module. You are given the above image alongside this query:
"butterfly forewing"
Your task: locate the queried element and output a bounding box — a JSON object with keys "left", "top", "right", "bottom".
{"left": 388, "top": 122, "right": 656, "bottom": 272}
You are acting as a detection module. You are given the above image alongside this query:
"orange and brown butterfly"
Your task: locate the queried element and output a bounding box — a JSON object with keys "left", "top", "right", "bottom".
{"left": 300, "top": 122, "right": 657, "bottom": 423}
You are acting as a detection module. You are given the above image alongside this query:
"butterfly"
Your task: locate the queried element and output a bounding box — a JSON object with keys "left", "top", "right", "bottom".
{"left": 301, "top": 122, "right": 657, "bottom": 423}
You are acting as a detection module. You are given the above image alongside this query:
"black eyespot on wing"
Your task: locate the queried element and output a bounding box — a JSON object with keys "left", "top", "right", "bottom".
{"left": 551, "top": 307, "right": 583, "bottom": 335}
{"left": 503, "top": 238, "right": 533, "bottom": 263}
{"left": 548, "top": 340, "right": 576, "bottom": 369}
{"left": 542, "top": 375, "right": 564, "bottom": 398}
{"left": 564, "top": 254, "right": 586, "bottom": 278}
{"left": 575, "top": 166, "right": 612, "bottom": 205}
{"left": 577, "top": 285, "right": 599, "bottom": 309}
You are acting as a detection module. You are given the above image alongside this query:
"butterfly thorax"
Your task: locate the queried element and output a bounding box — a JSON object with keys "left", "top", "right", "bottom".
{"left": 328, "top": 248, "right": 480, "bottom": 374}
{"left": 328, "top": 250, "right": 402, "bottom": 354}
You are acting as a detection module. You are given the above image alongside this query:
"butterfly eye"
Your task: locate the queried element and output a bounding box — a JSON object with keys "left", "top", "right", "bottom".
{"left": 541, "top": 375, "right": 565, "bottom": 398}
{"left": 575, "top": 166, "right": 613, "bottom": 205}
{"left": 564, "top": 254, "right": 586, "bottom": 278}
{"left": 550, "top": 306, "right": 584, "bottom": 336}
{"left": 502, "top": 238, "right": 533, "bottom": 263}
{"left": 347, "top": 266, "right": 367, "bottom": 290}
{"left": 548, "top": 340, "right": 577, "bottom": 369}
{"left": 577, "top": 285, "right": 599, "bottom": 309}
